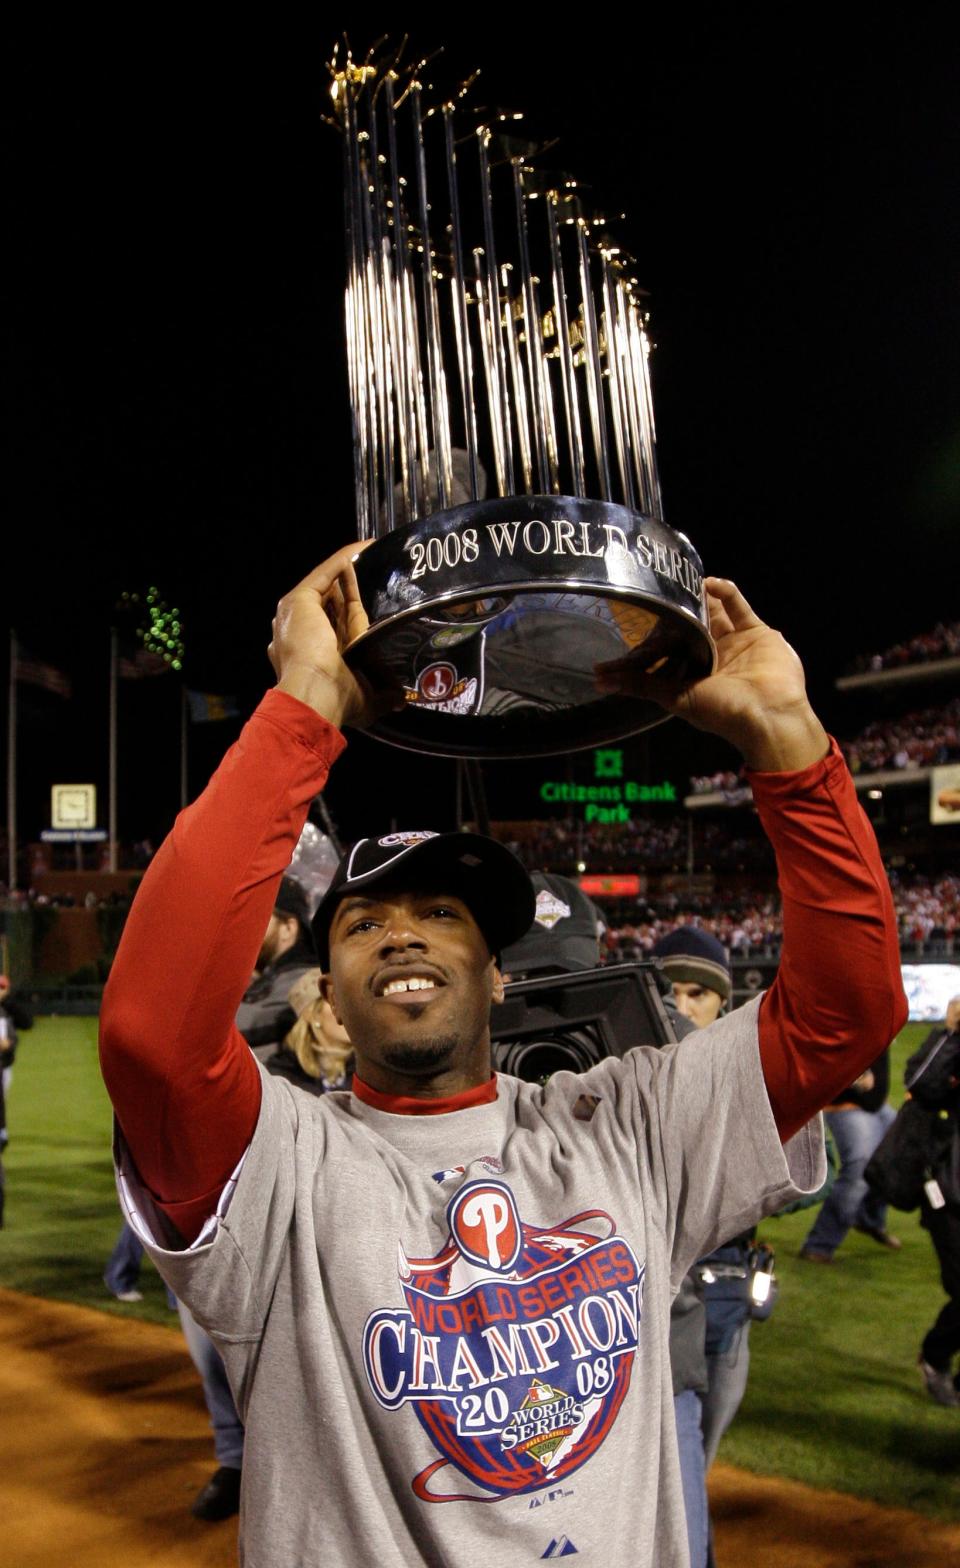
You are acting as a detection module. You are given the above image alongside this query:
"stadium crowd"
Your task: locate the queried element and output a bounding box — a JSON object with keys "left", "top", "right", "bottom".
{"left": 498, "top": 814, "right": 774, "bottom": 873}
{"left": 688, "top": 769, "right": 749, "bottom": 797}
{"left": 846, "top": 620, "right": 960, "bottom": 674}
{"left": 890, "top": 871, "right": 960, "bottom": 948}
{"left": 842, "top": 697, "right": 960, "bottom": 775}
{"left": 593, "top": 872, "right": 960, "bottom": 964}
{"left": 601, "top": 892, "right": 783, "bottom": 962}
{"left": 689, "top": 698, "right": 960, "bottom": 790}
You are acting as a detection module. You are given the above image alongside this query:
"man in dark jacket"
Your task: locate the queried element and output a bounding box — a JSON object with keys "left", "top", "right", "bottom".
{"left": 913, "top": 996, "right": 960, "bottom": 1406}
{"left": 235, "top": 876, "right": 318, "bottom": 1052}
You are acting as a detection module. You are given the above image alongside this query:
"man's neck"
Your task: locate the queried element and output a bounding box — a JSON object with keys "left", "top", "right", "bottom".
{"left": 352, "top": 1074, "right": 498, "bottom": 1116}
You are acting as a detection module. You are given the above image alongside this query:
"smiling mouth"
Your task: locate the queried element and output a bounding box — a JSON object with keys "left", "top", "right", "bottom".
{"left": 378, "top": 976, "right": 443, "bottom": 999}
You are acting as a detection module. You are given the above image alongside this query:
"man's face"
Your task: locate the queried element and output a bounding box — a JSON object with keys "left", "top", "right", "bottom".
{"left": 947, "top": 998, "right": 960, "bottom": 1034}
{"left": 322, "top": 883, "right": 503, "bottom": 1093}
{"left": 257, "top": 911, "right": 298, "bottom": 971}
{"left": 671, "top": 980, "right": 725, "bottom": 1030}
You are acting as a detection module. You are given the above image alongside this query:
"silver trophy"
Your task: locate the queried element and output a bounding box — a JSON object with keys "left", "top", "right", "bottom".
{"left": 330, "top": 41, "right": 714, "bottom": 758}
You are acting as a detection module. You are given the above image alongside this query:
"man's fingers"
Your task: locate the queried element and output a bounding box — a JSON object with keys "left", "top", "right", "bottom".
{"left": 704, "top": 591, "right": 735, "bottom": 642}
{"left": 340, "top": 560, "right": 371, "bottom": 645}
{"left": 290, "top": 540, "right": 374, "bottom": 601}
{"left": 703, "top": 577, "right": 764, "bottom": 635}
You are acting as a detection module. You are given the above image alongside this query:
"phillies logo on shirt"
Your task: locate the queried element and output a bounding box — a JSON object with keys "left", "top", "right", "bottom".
{"left": 447, "top": 1182, "right": 522, "bottom": 1272}
{"left": 362, "top": 1179, "right": 644, "bottom": 1503}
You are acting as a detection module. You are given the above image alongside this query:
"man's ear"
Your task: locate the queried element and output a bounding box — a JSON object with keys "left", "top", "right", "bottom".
{"left": 491, "top": 965, "right": 505, "bottom": 1006}
{"left": 320, "top": 972, "right": 343, "bottom": 1025}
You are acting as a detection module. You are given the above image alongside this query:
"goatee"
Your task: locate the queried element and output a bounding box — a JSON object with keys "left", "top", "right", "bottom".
{"left": 382, "top": 1036, "right": 459, "bottom": 1076}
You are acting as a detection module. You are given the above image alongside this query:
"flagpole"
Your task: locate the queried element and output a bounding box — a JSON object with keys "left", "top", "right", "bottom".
{"left": 7, "top": 629, "right": 17, "bottom": 891}
{"left": 180, "top": 686, "right": 188, "bottom": 812}
{"left": 109, "top": 628, "right": 118, "bottom": 874}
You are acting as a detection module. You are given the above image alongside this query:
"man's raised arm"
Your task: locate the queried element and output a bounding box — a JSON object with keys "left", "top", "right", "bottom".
{"left": 598, "top": 577, "right": 908, "bottom": 1134}
{"left": 99, "top": 546, "right": 378, "bottom": 1241}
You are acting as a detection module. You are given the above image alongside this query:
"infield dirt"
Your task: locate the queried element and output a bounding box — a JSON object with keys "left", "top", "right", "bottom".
{"left": 2, "top": 1290, "right": 957, "bottom": 1567}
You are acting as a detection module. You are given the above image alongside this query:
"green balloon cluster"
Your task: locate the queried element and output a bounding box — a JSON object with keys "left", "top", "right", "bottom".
{"left": 118, "top": 587, "right": 186, "bottom": 672}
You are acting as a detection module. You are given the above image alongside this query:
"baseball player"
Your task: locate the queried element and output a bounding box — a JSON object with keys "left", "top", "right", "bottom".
{"left": 99, "top": 547, "right": 906, "bottom": 1566}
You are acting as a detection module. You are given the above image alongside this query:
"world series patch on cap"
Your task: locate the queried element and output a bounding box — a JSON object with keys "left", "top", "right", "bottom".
{"left": 311, "top": 831, "right": 536, "bottom": 967}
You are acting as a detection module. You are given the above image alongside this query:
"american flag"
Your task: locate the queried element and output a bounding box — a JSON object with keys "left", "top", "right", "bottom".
{"left": 14, "top": 652, "right": 72, "bottom": 700}
{"left": 118, "top": 647, "right": 173, "bottom": 679}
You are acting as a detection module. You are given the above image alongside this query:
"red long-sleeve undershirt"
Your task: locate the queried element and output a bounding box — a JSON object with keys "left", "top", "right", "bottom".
{"left": 99, "top": 689, "right": 907, "bottom": 1243}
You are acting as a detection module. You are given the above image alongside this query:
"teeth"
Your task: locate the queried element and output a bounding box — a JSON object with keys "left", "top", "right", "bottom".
{"left": 382, "top": 977, "right": 437, "bottom": 996}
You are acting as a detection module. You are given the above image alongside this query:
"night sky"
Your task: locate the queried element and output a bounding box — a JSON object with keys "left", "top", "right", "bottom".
{"left": 6, "top": 17, "right": 958, "bottom": 849}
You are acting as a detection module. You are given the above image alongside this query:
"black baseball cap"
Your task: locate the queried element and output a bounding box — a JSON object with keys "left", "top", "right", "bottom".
{"left": 500, "top": 872, "right": 603, "bottom": 979}
{"left": 312, "top": 830, "right": 536, "bottom": 968}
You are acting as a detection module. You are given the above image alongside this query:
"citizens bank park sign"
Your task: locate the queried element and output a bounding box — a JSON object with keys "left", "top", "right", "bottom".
{"left": 538, "top": 748, "right": 678, "bottom": 824}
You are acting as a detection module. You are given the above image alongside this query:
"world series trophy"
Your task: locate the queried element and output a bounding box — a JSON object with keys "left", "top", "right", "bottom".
{"left": 329, "top": 41, "right": 715, "bottom": 758}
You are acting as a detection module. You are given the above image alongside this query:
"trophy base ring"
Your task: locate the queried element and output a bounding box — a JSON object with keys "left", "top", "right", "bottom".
{"left": 346, "top": 495, "right": 716, "bottom": 760}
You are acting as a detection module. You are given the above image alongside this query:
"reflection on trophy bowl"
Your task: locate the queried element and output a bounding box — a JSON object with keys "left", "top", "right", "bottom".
{"left": 347, "top": 495, "right": 715, "bottom": 758}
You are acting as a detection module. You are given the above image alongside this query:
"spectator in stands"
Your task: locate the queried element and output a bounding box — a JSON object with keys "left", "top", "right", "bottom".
{"left": 849, "top": 620, "right": 960, "bottom": 675}
{"left": 842, "top": 697, "right": 960, "bottom": 776}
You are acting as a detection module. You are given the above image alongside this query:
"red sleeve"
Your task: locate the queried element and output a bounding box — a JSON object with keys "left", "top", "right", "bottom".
{"left": 99, "top": 689, "right": 346, "bottom": 1241}
{"left": 751, "top": 739, "right": 908, "bottom": 1141}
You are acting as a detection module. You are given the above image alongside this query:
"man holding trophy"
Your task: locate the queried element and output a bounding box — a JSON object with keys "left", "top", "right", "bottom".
{"left": 99, "top": 46, "right": 907, "bottom": 1567}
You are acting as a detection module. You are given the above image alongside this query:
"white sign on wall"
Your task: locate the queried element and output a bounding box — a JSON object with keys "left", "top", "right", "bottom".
{"left": 51, "top": 783, "right": 97, "bottom": 831}
{"left": 931, "top": 764, "right": 960, "bottom": 826}
{"left": 901, "top": 964, "right": 960, "bottom": 1022}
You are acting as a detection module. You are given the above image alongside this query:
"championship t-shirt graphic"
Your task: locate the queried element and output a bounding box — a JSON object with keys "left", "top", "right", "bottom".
{"left": 362, "top": 1179, "right": 644, "bottom": 1502}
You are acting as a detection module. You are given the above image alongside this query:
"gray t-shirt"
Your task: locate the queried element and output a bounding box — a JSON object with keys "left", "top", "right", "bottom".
{"left": 118, "top": 995, "right": 823, "bottom": 1568}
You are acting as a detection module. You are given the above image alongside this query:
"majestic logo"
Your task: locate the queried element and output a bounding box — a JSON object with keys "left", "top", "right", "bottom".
{"left": 362, "top": 1179, "right": 644, "bottom": 1503}
{"left": 533, "top": 889, "right": 572, "bottom": 930}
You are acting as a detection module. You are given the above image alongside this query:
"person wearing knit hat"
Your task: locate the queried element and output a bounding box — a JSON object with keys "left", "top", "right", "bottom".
{"left": 652, "top": 927, "right": 732, "bottom": 1030}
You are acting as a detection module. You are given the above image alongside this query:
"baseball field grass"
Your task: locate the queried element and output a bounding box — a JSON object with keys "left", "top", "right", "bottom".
{"left": 1, "top": 1015, "right": 957, "bottom": 1521}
